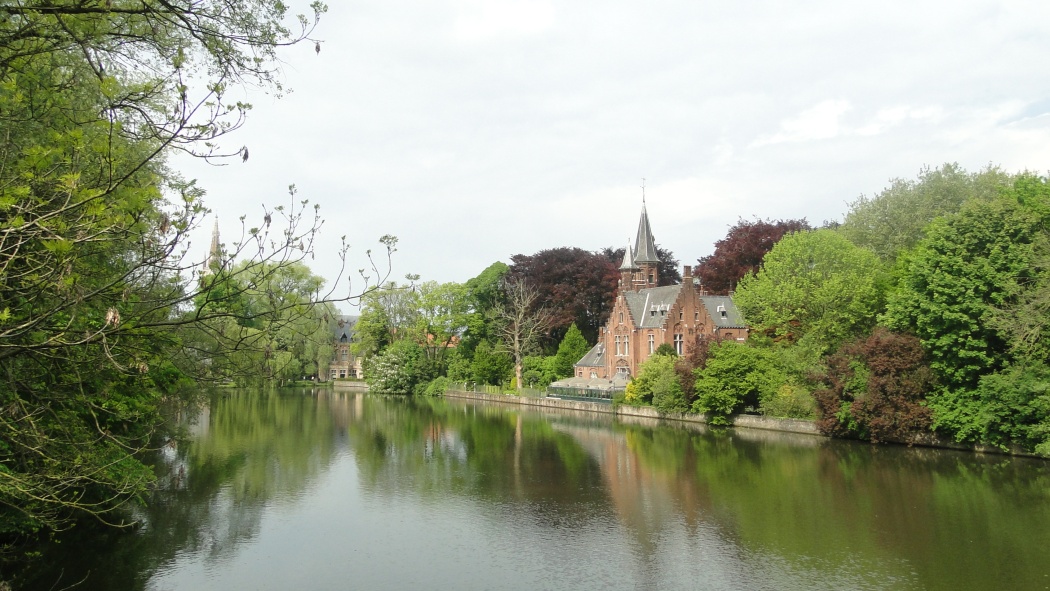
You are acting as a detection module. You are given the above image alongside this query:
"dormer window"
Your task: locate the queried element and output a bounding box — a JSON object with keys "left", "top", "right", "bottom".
{"left": 717, "top": 304, "right": 727, "bottom": 318}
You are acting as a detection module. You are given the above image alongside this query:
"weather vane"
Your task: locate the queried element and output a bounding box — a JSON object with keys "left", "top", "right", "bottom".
{"left": 641, "top": 177, "right": 646, "bottom": 205}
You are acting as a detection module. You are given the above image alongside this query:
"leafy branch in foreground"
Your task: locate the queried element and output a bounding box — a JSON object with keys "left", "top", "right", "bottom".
{"left": 0, "top": 1, "right": 408, "bottom": 544}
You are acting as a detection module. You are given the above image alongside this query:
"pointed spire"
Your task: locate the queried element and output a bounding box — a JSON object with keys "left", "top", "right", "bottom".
{"left": 619, "top": 239, "right": 637, "bottom": 270}
{"left": 206, "top": 217, "right": 220, "bottom": 270}
{"left": 633, "top": 202, "right": 659, "bottom": 264}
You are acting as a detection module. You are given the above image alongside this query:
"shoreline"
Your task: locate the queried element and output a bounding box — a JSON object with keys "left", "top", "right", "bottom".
{"left": 443, "top": 389, "right": 1043, "bottom": 459}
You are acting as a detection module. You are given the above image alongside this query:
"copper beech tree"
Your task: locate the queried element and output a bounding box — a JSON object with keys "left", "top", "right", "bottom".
{"left": 695, "top": 218, "right": 810, "bottom": 295}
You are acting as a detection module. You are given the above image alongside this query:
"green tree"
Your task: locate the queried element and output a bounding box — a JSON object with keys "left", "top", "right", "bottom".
{"left": 961, "top": 363, "right": 1050, "bottom": 453}
{"left": 734, "top": 229, "right": 886, "bottom": 352}
{"left": 839, "top": 163, "right": 1013, "bottom": 263}
{"left": 883, "top": 196, "right": 1043, "bottom": 391}
{"left": 693, "top": 342, "right": 786, "bottom": 424}
{"left": 521, "top": 355, "right": 559, "bottom": 388}
{"left": 364, "top": 340, "right": 434, "bottom": 395}
{"left": 414, "top": 281, "right": 470, "bottom": 364}
{"left": 460, "top": 262, "right": 509, "bottom": 356}
{"left": 352, "top": 280, "right": 420, "bottom": 358}
{"left": 0, "top": 0, "right": 409, "bottom": 542}
{"left": 884, "top": 177, "right": 1050, "bottom": 451}
{"left": 552, "top": 323, "right": 591, "bottom": 378}
{"left": 469, "top": 339, "right": 513, "bottom": 386}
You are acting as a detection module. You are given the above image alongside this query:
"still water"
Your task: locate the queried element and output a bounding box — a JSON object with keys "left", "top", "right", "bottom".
{"left": 20, "top": 390, "right": 1050, "bottom": 591}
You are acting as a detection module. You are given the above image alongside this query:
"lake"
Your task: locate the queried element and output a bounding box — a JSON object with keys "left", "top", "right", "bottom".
{"left": 17, "top": 390, "right": 1050, "bottom": 590}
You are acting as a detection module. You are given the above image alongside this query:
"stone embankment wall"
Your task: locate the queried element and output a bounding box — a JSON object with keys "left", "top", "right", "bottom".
{"left": 333, "top": 381, "right": 370, "bottom": 391}
{"left": 443, "top": 390, "right": 820, "bottom": 436}
{"left": 444, "top": 389, "right": 1041, "bottom": 458}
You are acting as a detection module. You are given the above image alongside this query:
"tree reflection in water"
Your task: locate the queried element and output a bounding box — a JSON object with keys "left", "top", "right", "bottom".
{"left": 15, "top": 392, "right": 1050, "bottom": 591}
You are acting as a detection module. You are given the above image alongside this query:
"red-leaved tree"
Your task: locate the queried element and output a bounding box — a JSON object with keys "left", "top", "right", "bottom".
{"left": 813, "top": 328, "right": 935, "bottom": 443}
{"left": 507, "top": 248, "right": 620, "bottom": 347}
{"left": 696, "top": 218, "right": 810, "bottom": 294}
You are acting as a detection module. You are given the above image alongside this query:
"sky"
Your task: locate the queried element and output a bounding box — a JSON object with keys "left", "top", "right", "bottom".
{"left": 177, "top": 0, "right": 1050, "bottom": 298}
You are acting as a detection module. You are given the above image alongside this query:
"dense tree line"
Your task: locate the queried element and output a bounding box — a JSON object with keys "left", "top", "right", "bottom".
{"left": 359, "top": 262, "right": 597, "bottom": 396}
{"left": 360, "top": 243, "right": 684, "bottom": 396}
{"left": 622, "top": 164, "right": 1050, "bottom": 456}
{"left": 364, "top": 164, "right": 1050, "bottom": 458}
{"left": 0, "top": 0, "right": 403, "bottom": 550}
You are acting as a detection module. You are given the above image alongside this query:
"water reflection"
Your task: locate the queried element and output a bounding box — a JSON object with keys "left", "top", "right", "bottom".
{"left": 16, "top": 391, "right": 1050, "bottom": 591}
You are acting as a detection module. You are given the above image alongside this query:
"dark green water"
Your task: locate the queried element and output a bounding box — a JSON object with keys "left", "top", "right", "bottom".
{"left": 16, "top": 390, "right": 1050, "bottom": 590}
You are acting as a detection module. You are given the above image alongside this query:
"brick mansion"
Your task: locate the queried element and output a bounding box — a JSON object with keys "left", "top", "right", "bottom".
{"left": 572, "top": 203, "right": 748, "bottom": 383}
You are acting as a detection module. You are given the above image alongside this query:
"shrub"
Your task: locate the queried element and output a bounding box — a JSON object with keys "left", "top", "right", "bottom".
{"left": 521, "top": 355, "right": 559, "bottom": 388}
{"left": 365, "top": 340, "right": 436, "bottom": 395}
{"left": 423, "top": 376, "right": 451, "bottom": 397}
{"left": 674, "top": 333, "right": 730, "bottom": 407}
{"left": 760, "top": 384, "right": 816, "bottom": 419}
{"left": 624, "top": 354, "right": 677, "bottom": 407}
{"left": 814, "top": 328, "right": 934, "bottom": 442}
{"left": 693, "top": 342, "right": 786, "bottom": 425}
{"left": 652, "top": 368, "right": 688, "bottom": 413}
{"left": 930, "top": 362, "right": 1050, "bottom": 453}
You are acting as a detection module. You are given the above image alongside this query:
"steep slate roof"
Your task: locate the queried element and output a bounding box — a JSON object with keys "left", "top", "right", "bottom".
{"left": 575, "top": 343, "right": 605, "bottom": 367}
{"left": 623, "top": 285, "right": 683, "bottom": 329}
{"left": 700, "top": 296, "right": 747, "bottom": 329}
{"left": 619, "top": 240, "right": 637, "bottom": 270}
{"left": 619, "top": 288, "right": 748, "bottom": 330}
{"left": 333, "top": 315, "right": 359, "bottom": 342}
{"left": 633, "top": 204, "right": 659, "bottom": 264}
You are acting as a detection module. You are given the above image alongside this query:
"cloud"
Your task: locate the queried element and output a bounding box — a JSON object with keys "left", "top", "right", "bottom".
{"left": 452, "top": 0, "right": 556, "bottom": 43}
{"left": 754, "top": 101, "right": 952, "bottom": 146}
{"left": 753, "top": 100, "right": 852, "bottom": 146}
{"left": 180, "top": 0, "right": 1050, "bottom": 287}
{"left": 855, "top": 106, "right": 946, "bottom": 136}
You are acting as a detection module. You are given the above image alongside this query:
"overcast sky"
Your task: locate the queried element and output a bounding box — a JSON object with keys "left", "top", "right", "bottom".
{"left": 177, "top": 0, "right": 1050, "bottom": 297}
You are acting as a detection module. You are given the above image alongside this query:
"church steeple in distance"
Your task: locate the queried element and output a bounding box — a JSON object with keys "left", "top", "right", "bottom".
{"left": 631, "top": 180, "right": 660, "bottom": 288}
{"left": 205, "top": 217, "right": 220, "bottom": 273}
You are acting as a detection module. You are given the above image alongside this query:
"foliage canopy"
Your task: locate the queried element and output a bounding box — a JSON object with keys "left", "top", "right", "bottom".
{"left": 734, "top": 229, "right": 886, "bottom": 351}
